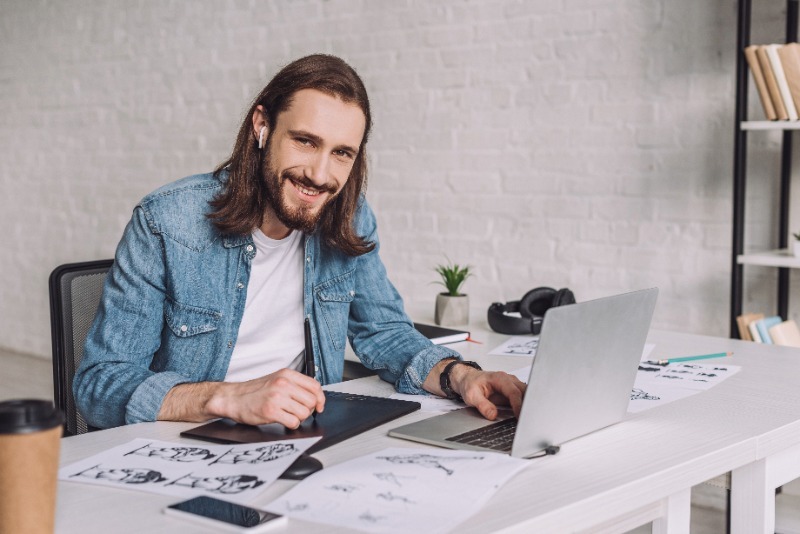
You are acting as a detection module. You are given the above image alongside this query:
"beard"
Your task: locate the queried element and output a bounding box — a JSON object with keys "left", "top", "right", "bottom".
{"left": 262, "top": 157, "right": 340, "bottom": 234}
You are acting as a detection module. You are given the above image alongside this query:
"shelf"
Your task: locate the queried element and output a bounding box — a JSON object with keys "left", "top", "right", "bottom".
{"left": 741, "top": 121, "right": 800, "bottom": 131}
{"left": 738, "top": 249, "right": 800, "bottom": 268}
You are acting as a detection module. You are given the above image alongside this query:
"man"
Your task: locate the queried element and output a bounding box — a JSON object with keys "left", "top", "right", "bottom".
{"left": 74, "top": 54, "right": 525, "bottom": 430}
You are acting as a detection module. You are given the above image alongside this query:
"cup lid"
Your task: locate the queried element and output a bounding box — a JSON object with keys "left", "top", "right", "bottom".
{"left": 0, "top": 399, "right": 64, "bottom": 434}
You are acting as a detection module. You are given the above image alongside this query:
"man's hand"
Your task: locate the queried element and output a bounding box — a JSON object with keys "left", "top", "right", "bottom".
{"left": 423, "top": 360, "right": 526, "bottom": 420}
{"left": 158, "top": 368, "right": 325, "bottom": 429}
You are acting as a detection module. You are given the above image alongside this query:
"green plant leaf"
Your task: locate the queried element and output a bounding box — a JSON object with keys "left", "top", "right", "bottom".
{"left": 434, "top": 260, "right": 472, "bottom": 296}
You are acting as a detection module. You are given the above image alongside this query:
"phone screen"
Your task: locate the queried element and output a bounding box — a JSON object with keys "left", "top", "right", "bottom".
{"left": 167, "top": 496, "right": 282, "bottom": 528}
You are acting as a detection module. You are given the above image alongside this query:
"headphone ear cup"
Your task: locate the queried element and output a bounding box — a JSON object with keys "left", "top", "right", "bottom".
{"left": 552, "top": 288, "right": 576, "bottom": 308}
{"left": 487, "top": 302, "right": 536, "bottom": 335}
{"left": 519, "top": 287, "right": 556, "bottom": 318}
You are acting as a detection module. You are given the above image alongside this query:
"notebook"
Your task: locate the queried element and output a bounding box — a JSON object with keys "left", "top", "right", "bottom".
{"left": 389, "top": 288, "right": 658, "bottom": 458}
{"left": 181, "top": 391, "right": 420, "bottom": 454}
{"left": 414, "top": 322, "right": 470, "bottom": 345}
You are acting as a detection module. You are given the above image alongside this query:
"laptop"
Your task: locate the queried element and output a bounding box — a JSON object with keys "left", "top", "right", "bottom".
{"left": 389, "top": 288, "right": 658, "bottom": 458}
{"left": 181, "top": 391, "right": 420, "bottom": 454}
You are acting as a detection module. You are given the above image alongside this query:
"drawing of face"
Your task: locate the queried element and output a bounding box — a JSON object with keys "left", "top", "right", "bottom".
{"left": 180, "top": 474, "right": 265, "bottom": 494}
{"left": 234, "top": 444, "right": 296, "bottom": 463}
{"left": 148, "top": 446, "right": 215, "bottom": 461}
{"left": 91, "top": 467, "right": 166, "bottom": 484}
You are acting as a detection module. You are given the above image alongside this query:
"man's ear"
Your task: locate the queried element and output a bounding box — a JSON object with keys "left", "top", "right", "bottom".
{"left": 252, "top": 105, "right": 269, "bottom": 146}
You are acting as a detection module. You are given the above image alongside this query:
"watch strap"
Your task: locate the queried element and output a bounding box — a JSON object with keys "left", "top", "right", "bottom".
{"left": 439, "top": 359, "right": 482, "bottom": 401}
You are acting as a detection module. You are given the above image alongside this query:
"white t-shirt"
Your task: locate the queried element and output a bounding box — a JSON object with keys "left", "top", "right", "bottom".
{"left": 224, "top": 229, "right": 305, "bottom": 382}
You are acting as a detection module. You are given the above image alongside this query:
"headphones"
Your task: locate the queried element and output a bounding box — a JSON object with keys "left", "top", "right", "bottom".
{"left": 487, "top": 287, "right": 576, "bottom": 335}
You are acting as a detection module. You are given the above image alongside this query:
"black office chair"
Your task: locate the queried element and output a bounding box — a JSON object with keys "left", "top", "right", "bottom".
{"left": 48, "top": 259, "right": 113, "bottom": 436}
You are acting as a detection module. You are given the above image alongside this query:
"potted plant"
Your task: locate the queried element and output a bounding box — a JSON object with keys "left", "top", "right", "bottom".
{"left": 793, "top": 232, "right": 800, "bottom": 257}
{"left": 433, "top": 260, "right": 472, "bottom": 326}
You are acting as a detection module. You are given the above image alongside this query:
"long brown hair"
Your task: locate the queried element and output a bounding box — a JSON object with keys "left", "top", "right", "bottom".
{"left": 209, "top": 54, "right": 374, "bottom": 256}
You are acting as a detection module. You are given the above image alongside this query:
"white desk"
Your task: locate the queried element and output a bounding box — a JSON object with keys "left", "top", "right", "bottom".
{"left": 55, "top": 329, "right": 800, "bottom": 533}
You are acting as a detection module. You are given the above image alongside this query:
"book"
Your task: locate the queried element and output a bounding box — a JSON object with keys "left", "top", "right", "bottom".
{"left": 777, "top": 43, "right": 800, "bottom": 113}
{"left": 414, "top": 323, "right": 470, "bottom": 345}
{"left": 769, "top": 319, "right": 800, "bottom": 347}
{"left": 757, "top": 45, "right": 790, "bottom": 120}
{"left": 755, "top": 315, "right": 783, "bottom": 344}
{"left": 766, "top": 44, "right": 798, "bottom": 120}
{"left": 749, "top": 319, "right": 763, "bottom": 343}
{"left": 736, "top": 312, "right": 764, "bottom": 341}
{"left": 745, "top": 45, "right": 778, "bottom": 120}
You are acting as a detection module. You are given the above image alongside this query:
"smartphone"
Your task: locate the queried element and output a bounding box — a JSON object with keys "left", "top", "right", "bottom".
{"left": 164, "top": 496, "right": 287, "bottom": 533}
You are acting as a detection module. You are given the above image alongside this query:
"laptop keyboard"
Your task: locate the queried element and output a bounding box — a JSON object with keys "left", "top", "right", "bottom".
{"left": 444, "top": 418, "right": 518, "bottom": 452}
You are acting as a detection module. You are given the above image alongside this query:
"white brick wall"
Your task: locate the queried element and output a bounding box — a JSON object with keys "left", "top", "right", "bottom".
{"left": 0, "top": 0, "right": 793, "bottom": 358}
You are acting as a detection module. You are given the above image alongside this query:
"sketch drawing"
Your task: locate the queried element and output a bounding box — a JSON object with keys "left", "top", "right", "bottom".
{"left": 124, "top": 443, "right": 216, "bottom": 462}
{"left": 630, "top": 388, "right": 660, "bottom": 401}
{"left": 376, "top": 491, "right": 415, "bottom": 504}
{"left": 359, "top": 510, "right": 386, "bottom": 524}
{"left": 210, "top": 443, "right": 297, "bottom": 465}
{"left": 167, "top": 473, "right": 265, "bottom": 494}
{"left": 373, "top": 472, "right": 410, "bottom": 487}
{"left": 70, "top": 464, "right": 168, "bottom": 484}
{"left": 284, "top": 501, "right": 309, "bottom": 512}
{"left": 326, "top": 484, "right": 361, "bottom": 494}
{"left": 376, "top": 453, "right": 483, "bottom": 476}
{"left": 504, "top": 339, "right": 538, "bottom": 355}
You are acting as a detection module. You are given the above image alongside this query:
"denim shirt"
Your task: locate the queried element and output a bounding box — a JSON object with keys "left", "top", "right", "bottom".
{"left": 74, "top": 172, "right": 458, "bottom": 428}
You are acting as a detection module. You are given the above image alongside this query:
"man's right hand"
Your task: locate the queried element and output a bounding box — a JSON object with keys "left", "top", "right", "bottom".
{"left": 157, "top": 368, "right": 325, "bottom": 428}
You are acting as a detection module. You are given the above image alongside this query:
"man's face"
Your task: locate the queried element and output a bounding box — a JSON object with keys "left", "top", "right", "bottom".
{"left": 256, "top": 88, "right": 366, "bottom": 238}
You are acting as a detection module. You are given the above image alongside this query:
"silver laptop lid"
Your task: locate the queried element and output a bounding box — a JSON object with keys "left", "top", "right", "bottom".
{"left": 511, "top": 287, "right": 658, "bottom": 457}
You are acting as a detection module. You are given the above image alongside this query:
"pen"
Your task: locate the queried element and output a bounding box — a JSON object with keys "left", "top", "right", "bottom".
{"left": 645, "top": 352, "right": 732, "bottom": 365}
{"left": 304, "top": 317, "right": 317, "bottom": 419}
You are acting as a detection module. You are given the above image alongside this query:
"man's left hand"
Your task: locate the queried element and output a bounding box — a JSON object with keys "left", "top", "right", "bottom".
{"left": 424, "top": 360, "right": 527, "bottom": 420}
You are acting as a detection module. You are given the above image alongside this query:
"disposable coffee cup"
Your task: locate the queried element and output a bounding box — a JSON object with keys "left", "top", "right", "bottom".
{"left": 0, "top": 399, "right": 64, "bottom": 534}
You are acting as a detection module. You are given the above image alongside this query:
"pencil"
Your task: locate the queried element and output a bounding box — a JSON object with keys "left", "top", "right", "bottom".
{"left": 304, "top": 317, "right": 317, "bottom": 419}
{"left": 645, "top": 352, "right": 732, "bottom": 365}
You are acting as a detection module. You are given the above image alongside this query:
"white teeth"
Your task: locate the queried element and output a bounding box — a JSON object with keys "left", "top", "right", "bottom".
{"left": 296, "top": 183, "right": 320, "bottom": 196}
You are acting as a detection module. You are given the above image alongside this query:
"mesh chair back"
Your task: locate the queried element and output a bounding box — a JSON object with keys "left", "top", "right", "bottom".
{"left": 49, "top": 260, "right": 113, "bottom": 436}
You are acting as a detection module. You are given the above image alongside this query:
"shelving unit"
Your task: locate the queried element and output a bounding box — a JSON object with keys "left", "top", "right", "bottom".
{"left": 739, "top": 248, "right": 800, "bottom": 268}
{"left": 730, "top": 0, "right": 799, "bottom": 337}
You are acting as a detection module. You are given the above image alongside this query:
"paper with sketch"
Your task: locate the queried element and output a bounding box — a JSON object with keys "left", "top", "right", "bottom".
{"left": 488, "top": 336, "right": 539, "bottom": 356}
{"left": 628, "top": 362, "right": 741, "bottom": 413}
{"left": 265, "top": 447, "right": 527, "bottom": 533}
{"left": 509, "top": 360, "right": 740, "bottom": 414}
{"left": 489, "top": 338, "right": 655, "bottom": 360}
{"left": 59, "top": 437, "right": 319, "bottom": 504}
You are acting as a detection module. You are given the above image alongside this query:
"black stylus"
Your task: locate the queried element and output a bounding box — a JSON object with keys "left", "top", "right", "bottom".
{"left": 304, "top": 317, "right": 317, "bottom": 419}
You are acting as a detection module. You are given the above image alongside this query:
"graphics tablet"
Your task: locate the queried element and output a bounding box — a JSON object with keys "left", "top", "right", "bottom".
{"left": 181, "top": 391, "right": 420, "bottom": 454}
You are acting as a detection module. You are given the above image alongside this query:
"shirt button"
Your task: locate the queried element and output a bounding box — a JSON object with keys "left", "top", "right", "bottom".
{"left": 306, "top": 256, "right": 311, "bottom": 263}
{"left": 228, "top": 341, "right": 233, "bottom": 348}
{"left": 180, "top": 325, "right": 188, "bottom": 332}
{"left": 237, "top": 282, "right": 244, "bottom": 289}
{"left": 349, "top": 291, "right": 355, "bottom": 297}
{"left": 246, "top": 245, "right": 254, "bottom": 252}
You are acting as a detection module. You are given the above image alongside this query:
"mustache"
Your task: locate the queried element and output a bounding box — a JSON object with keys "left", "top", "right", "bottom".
{"left": 281, "top": 169, "right": 339, "bottom": 195}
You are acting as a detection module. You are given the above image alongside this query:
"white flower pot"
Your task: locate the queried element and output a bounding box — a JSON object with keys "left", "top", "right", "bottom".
{"left": 435, "top": 293, "right": 469, "bottom": 326}
{"left": 793, "top": 241, "right": 800, "bottom": 257}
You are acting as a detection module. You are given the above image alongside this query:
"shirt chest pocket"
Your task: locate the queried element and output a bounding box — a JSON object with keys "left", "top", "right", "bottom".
{"left": 315, "top": 270, "right": 355, "bottom": 351}
{"left": 164, "top": 299, "right": 222, "bottom": 338}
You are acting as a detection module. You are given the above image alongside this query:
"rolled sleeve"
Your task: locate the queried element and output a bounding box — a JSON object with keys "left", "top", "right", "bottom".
{"left": 125, "top": 371, "right": 191, "bottom": 424}
{"left": 395, "top": 344, "right": 461, "bottom": 395}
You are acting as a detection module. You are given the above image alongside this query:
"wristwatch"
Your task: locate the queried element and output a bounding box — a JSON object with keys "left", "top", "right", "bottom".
{"left": 439, "top": 359, "right": 482, "bottom": 401}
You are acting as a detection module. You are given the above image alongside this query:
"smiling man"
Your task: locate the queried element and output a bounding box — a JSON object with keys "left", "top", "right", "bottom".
{"left": 74, "top": 54, "right": 525, "bottom": 430}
